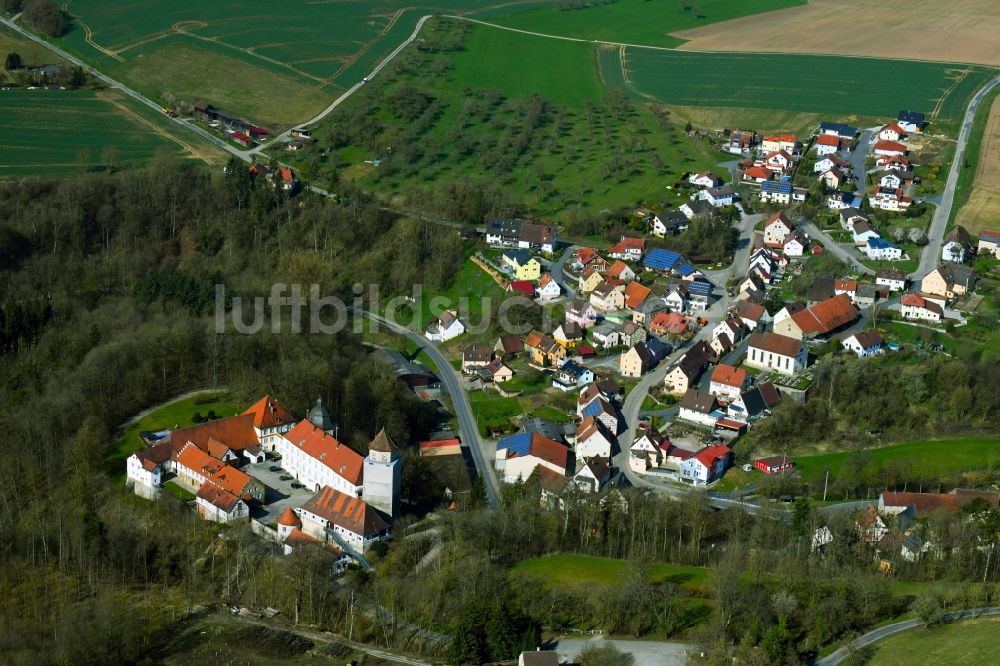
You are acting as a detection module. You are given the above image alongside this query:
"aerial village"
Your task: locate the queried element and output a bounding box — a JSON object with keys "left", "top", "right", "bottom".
{"left": 126, "top": 109, "right": 1000, "bottom": 573}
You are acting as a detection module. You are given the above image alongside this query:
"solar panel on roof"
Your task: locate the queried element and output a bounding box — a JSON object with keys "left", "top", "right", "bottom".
{"left": 498, "top": 431, "right": 531, "bottom": 454}
{"left": 643, "top": 248, "right": 681, "bottom": 271}
{"left": 678, "top": 263, "right": 695, "bottom": 276}
{"left": 688, "top": 281, "right": 712, "bottom": 295}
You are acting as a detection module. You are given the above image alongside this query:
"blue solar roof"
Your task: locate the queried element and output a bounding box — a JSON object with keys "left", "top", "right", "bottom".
{"left": 687, "top": 280, "right": 712, "bottom": 295}
{"left": 762, "top": 181, "right": 792, "bottom": 194}
{"left": 497, "top": 431, "right": 532, "bottom": 454}
{"left": 582, "top": 400, "right": 604, "bottom": 418}
{"left": 820, "top": 122, "right": 858, "bottom": 137}
{"left": 677, "top": 263, "right": 695, "bottom": 277}
{"left": 867, "top": 238, "right": 897, "bottom": 250}
{"left": 503, "top": 249, "right": 532, "bottom": 264}
{"left": 643, "top": 248, "right": 682, "bottom": 271}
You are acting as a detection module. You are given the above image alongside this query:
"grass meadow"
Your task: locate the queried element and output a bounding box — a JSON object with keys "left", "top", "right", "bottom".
{"left": 0, "top": 89, "right": 218, "bottom": 175}
{"left": 793, "top": 436, "right": 1000, "bottom": 487}
{"left": 490, "top": 0, "right": 805, "bottom": 47}
{"left": 868, "top": 616, "right": 1000, "bottom": 666}
{"left": 510, "top": 553, "right": 712, "bottom": 593}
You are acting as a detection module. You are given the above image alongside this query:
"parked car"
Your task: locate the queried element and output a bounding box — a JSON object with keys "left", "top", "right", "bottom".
{"left": 280, "top": 474, "right": 292, "bottom": 481}
{"left": 268, "top": 465, "right": 280, "bottom": 472}
{"left": 291, "top": 482, "right": 304, "bottom": 489}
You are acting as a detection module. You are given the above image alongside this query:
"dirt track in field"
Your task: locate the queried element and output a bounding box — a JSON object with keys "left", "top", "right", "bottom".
{"left": 956, "top": 95, "right": 1000, "bottom": 234}
{"left": 672, "top": 0, "right": 1000, "bottom": 67}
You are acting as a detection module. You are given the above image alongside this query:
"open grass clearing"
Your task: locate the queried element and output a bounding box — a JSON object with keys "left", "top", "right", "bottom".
{"left": 467, "top": 392, "right": 524, "bottom": 436}
{"left": 955, "top": 92, "right": 1000, "bottom": 234}
{"left": 793, "top": 436, "right": 1000, "bottom": 487}
{"left": 511, "top": 554, "right": 712, "bottom": 593}
{"left": 107, "top": 393, "right": 241, "bottom": 479}
{"left": 0, "top": 25, "right": 68, "bottom": 81}
{"left": 620, "top": 48, "right": 994, "bottom": 121}
{"left": 163, "top": 481, "right": 195, "bottom": 502}
{"left": 489, "top": 0, "right": 805, "bottom": 48}
{"left": 867, "top": 615, "right": 1000, "bottom": 665}
{"left": 0, "top": 88, "right": 220, "bottom": 175}
{"left": 674, "top": 0, "right": 1000, "bottom": 68}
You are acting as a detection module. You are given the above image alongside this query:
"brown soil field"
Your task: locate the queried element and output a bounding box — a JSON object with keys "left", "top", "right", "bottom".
{"left": 672, "top": 0, "right": 1000, "bottom": 67}
{"left": 955, "top": 95, "right": 1000, "bottom": 234}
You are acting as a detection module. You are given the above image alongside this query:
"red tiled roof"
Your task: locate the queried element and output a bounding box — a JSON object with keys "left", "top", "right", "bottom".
{"left": 207, "top": 463, "right": 252, "bottom": 497}
{"left": 508, "top": 280, "right": 535, "bottom": 296}
{"left": 302, "top": 486, "right": 390, "bottom": 536}
{"left": 607, "top": 260, "right": 631, "bottom": 278}
{"left": 282, "top": 420, "right": 364, "bottom": 485}
{"left": 882, "top": 492, "right": 957, "bottom": 513}
{"left": 196, "top": 481, "right": 242, "bottom": 513}
{"left": 419, "top": 438, "right": 461, "bottom": 450}
{"left": 711, "top": 364, "right": 748, "bottom": 388}
{"left": 790, "top": 294, "right": 859, "bottom": 334}
{"left": 693, "top": 444, "right": 731, "bottom": 469}
{"left": 748, "top": 331, "right": 803, "bottom": 357}
{"left": 874, "top": 140, "right": 907, "bottom": 152}
{"left": 624, "top": 281, "right": 652, "bottom": 309}
{"left": 744, "top": 166, "right": 773, "bottom": 180}
{"left": 609, "top": 237, "right": 645, "bottom": 254}
{"left": 243, "top": 395, "right": 295, "bottom": 430}
{"left": 167, "top": 414, "right": 259, "bottom": 454}
{"left": 835, "top": 279, "right": 857, "bottom": 292}
{"left": 175, "top": 442, "right": 224, "bottom": 478}
{"left": 277, "top": 506, "right": 301, "bottom": 526}
{"left": 816, "top": 134, "right": 840, "bottom": 146}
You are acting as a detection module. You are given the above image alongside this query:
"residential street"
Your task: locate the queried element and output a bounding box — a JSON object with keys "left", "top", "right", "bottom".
{"left": 913, "top": 73, "right": 1000, "bottom": 279}
{"left": 798, "top": 219, "right": 874, "bottom": 276}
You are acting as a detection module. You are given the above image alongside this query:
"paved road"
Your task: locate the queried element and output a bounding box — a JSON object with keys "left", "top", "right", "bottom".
{"left": 0, "top": 15, "right": 250, "bottom": 161}
{"left": 816, "top": 607, "right": 1000, "bottom": 666}
{"left": 799, "top": 220, "right": 875, "bottom": 276}
{"left": 552, "top": 637, "right": 693, "bottom": 666}
{"left": 551, "top": 244, "right": 581, "bottom": 300}
{"left": 848, "top": 128, "right": 875, "bottom": 192}
{"left": 252, "top": 15, "right": 433, "bottom": 154}
{"left": 914, "top": 73, "right": 1000, "bottom": 280}
{"left": 348, "top": 309, "right": 500, "bottom": 509}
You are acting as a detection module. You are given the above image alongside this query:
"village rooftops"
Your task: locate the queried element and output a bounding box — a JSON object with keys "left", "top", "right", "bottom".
{"left": 167, "top": 413, "right": 259, "bottom": 454}
{"left": 282, "top": 420, "right": 364, "bottom": 485}
{"left": 748, "top": 331, "right": 803, "bottom": 357}
{"left": 680, "top": 389, "right": 718, "bottom": 415}
{"left": 196, "top": 482, "right": 242, "bottom": 513}
{"left": 243, "top": 395, "right": 295, "bottom": 430}
{"left": 302, "top": 485, "right": 390, "bottom": 535}
{"left": 497, "top": 432, "right": 569, "bottom": 469}
{"left": 711, "top": 364, "right": 748, "bottom": 388}
{"left": 790, "top": 294, "right": 859, "bottom": 335}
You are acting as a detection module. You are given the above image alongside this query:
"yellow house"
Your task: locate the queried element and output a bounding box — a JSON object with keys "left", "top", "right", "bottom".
{"left": 579, "top": 266, "right": 605, "bottom": 294}
{"left": 920, "top": 263, "right": 974, "bottom": 300}
{"left": 502, "top": 250, "right": 541, "bottom": 281}
{"left": 524, "top": 331, "right": 567, "bottom": 367}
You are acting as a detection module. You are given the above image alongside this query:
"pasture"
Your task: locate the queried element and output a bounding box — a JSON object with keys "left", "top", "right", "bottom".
{"left": 793, "top": 436, "right": 1000, "bottom": 487}
{"left": 954, "top": 93, "right": 1000, "bottom": 234}
{"left": 867, "top": 616, "right": 1000, "bottom": 666}
{"left": 674, "top": 0, "right": 1000, "bottom": 68}
{"left": 619, "top": 48, "right": 995, "bottom": 121}
{"left": 510, "top": 554, "right": 712, "bottom": 592}
{"left": 490, "top": 0, "right": 805, "bottom": 48}
{"left": 0, "top": 89, "right": 221, "bottom": 176}
{"left": 0, "top": 25, "right": 67, "bottom": 79}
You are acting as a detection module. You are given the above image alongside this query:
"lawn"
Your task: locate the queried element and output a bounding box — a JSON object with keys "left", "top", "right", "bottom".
{"left": 107, "top": 393, "right": 241, "bottom": 479}
{"left": 0, "top": 89, "right": 220, "bottom": 175}
{"left": 389, "top": 257, "right": 507, "bottom": 333}
{"left": 510, "top": 554, "right": 712, "bottom": 593}
{"left": 793, "top": 436, "right": 1000, "bottom": 487}
{"left": 528, "top": 404, "right": 574, "bottom": 424}
{"left": 867, "top": 616, "right": 1000, "bottom": 666}
{"left": 163, "top": 481, "right": 195, "bottom": 501}
{"left": 489, "top": 0, "right": 805, "bottom": 48}
{"left": 468, "top": 392, "right": 524, "bottom": 436}
{"left": 0, "top": 25, "right": 68, "bottom": 81}
{"left": 619, "top": 50, "right": 995, "bottom": 121}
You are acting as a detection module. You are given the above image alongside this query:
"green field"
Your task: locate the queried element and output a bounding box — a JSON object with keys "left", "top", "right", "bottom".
{"left": 490, "top": 0, "right": 805, "bottom": 48}
{"left": 0, "top": 89, "right": 217, "bottom": 175}
{"left": 868, "top": 616, "right": 1000, "bottom": 666}
{"left": 163, "top": 481, "right": 195, "bottom": 502}
{"left": 794, "top": 436, "right": 1000, "bottom": 486}
{"left": 619, "top": 50, "right": 996, "bottom": 121}
{"left": 108, "top": 392, "right": 241, "bottom": 478}
{"left": 511, "top": 554, "right": 711, "bottom": 592}
{"left": 468, "top": 391, "right": 524, "bottom": 436}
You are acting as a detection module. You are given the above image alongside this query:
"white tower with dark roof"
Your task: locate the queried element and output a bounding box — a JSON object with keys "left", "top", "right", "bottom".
{"left": 363, "top": 428, "right": 401, "bottom": 520}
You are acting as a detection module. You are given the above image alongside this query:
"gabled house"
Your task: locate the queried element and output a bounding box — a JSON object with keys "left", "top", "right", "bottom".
{"left": 763, "top": 212, "right": 794, "bottom": 245}
{"left": 774, "top": 294, "right": 859, "bottom": 339}
{"left": 536, "top": 273, "right": 561, "bottom": 300}
{"left": 425, "top": 310, "right": 465, "bottom": 341}
{"left": 243, "top": 395, "right": 296, "bottom": 450}
{"left": 700, "top": 184, "right": 737, "bottom": 207}
{"left": 196, "top": 482, "right": 248, "bottom": 523}
{"left": 553, "top": 322, "right": 583, "bottom": 348}
{"left": 827, "top": 190, "right": 858, "bottom": 210}
{"left": 649, "top": 311, "right": 692, "bottom": 336}
{"left": 629, "top": 428, "right": 665, "bottom": 472}
{"left": 496, "top": 432, "right": 570, "bottom": 483}
{"left": 921, "top": 262, "right": 975, "bottom": 300}
{"left": 727, "top": 381, "right": 781, "bottom": 422}
{"left": 524, "top": 330, "right": 567, "bottom": 366}
{"left": 730, "top": 299, "right": 770, "bottom": 331}
{"left": 746, "top": 331, "right": 808, "bottom": 376}
{"left": 842, "top": 329, "right": 884, "bottom": 357}
{"left": 574, "top": 457, "right": 612, "bottom": 494}
{"left": 642, "top": 248, "right": 683, "bottom": 273}
{"left": 865, "top": 238, "right": 902, "bottom": 261}
{"left": 762, "top": 149, "right": 793, "bottom": 173}
{"left": 878, "top": 123, "right": 906, "bottom": 142}
{"left": 834, "top": 278, "right": 857, "bottom": 298}
{"left": 876, "top": 267, "right": 907, "bottom": 292}
{"left": 299, "top": 485, "right": 390, "bottom": 554}
{"left": 565, "top": 298, "right": 599, "bottom": 328}
{"left": 814, "top": 133, "right": 840, "bottom": 155}
{"left": 877, "top": 154, "right": 911, "bottom": 171}
{"left": 742, "top": 165, "right": 774, "bottom": 184}
{"left": 839, "top": 207, "right": 867, "bottom": 231}
{"left": 873, "top": 140, "right": 907, "bottom": 157}
{"left": 679, "top": 444, "right": 731, "bottom": 486}
{"left": 678, "top": 389, "right": 721, "bottom": 427}
{"left": 462, "top": 344, "right": 493, "bottom": 373}
{"left": 899, "top": 292, "right": 942, "bottom": 322}
{"left": 759, "top": 180, "right": 792, "bottom": 204}
{"left": 631, "top": 296, "right": 670, "bottom": 325}
{"left": 651, "top": 210, "right": 688, "bottom": 237}
{"left": 783, "top": 230, "right": 807, "bottom": 257}
{"left": 588, "top": 321, "right": 620, "bottom": 349}
{"left": 278, "top": 421, "right": 364, "bottom": 496}
{"left": 978, "top": 230, "right": 1000, "bottom": 258}
{"left": 574, "top": 416, "right": 615, "bottom": 459}
{"left": 624, "top": 281, "right": 652, "bottom": 310}
{"left": 851, "top": 220, "right": 880, "bottom": 244}
{"left": 868, "top": 186, "right": 912, "bottom": 212}
{"left": 590, "top": 280, "right": 626, "bottom": 312}
{"left": 607, "top": 260, "right": 636, "bottom": 283}
{"left": 819, "top": 122, "right": 858, "bottom": 139}
{"left": 679, "top": 198, "right": 717, "bottom": 220}
{"left": 607, "top": 236, "right": 645, "bottom": 261}
{"left": 709, "top": 364, "right": 749, "bottom": 401}
{"left": 508, "top": 280, "right": 535, "bottom": 298}
{"left": 495, "top": 333, "right": 524, "bottom": 358}
{"left": 761, "top": 134, "right": 796, "bottom": 154}
{"left": 814, "top": 154, "right": 850, "bottom": 174}
{"left": 502, "top": 249, "right": 542, "bottom": 280}
{"left": 897, "top": 110, "right": 925, "bottom": 134}
{"left": 942, "top": 225, "right": 975, "bottom": 264}
{"left": 620, "top": 341, "right": 655, "bottom": 378}
{"left": 486, "top": 219, "right": 557, "bottom": 253}
{"left": 484, "top": 358, "right": 514, "bottom": 383}
{"left": 819, "top": 167, "right": 847, "bottom": 189}
{"left": 579, "top": 395, "right": 619, "bottom": 434}
{"left": 689, "top": 171, "right": 723, "bottom": 188}
{"left": 552, "top": 360, "right": 594, "bottom": 392}
{"left": 619, "top": 320, "right": 647, "bottom": 348}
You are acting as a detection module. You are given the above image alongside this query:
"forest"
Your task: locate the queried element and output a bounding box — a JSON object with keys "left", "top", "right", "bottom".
{"left": 1, "top": 157, "right": 999, "bottom": 665}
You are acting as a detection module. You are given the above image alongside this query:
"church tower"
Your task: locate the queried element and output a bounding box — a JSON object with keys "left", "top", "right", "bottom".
{"left": 363, "top": 428, "right": 401, "bottom": 520}
{"left": 308, "top": 396, "right": 336, "bottom": 436}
